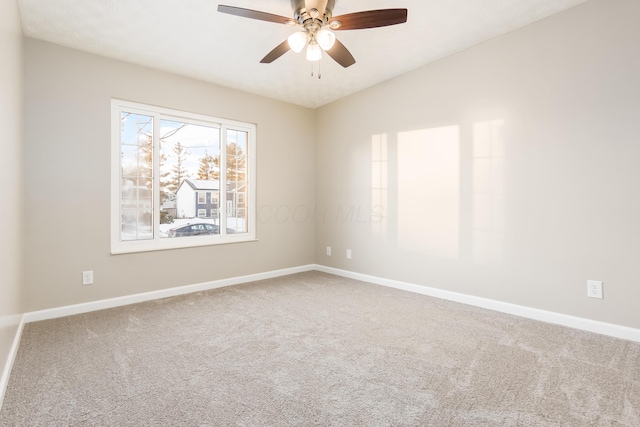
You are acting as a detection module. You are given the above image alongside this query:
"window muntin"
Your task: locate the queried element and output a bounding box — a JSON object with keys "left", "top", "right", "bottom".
{"left": 111, "top": 100, "right": 256, "bottom": 254}
{"left": 119, "top": 112, "right": 154, "bottom": 241}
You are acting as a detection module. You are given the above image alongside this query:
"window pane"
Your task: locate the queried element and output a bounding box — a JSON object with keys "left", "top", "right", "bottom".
{"left": 227, "top": 129, "right": 248, "bottom": 233}
{"left": 120, "top": 112, "right": 153, "bottom": 241}
{"left": 112, "top": 99, "right": 256, "bottom": 254}
{"left": 159, "top": 119, "right": 220, "bottom": 239}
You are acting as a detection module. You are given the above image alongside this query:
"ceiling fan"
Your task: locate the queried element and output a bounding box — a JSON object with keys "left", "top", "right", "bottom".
{"left": 217, "top": 0, "right": 408, "bottom": 68}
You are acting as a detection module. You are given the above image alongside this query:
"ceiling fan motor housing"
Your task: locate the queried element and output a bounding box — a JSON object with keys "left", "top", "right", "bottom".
{"left": 292, "top": 0, "right": 335, "bottom": 28}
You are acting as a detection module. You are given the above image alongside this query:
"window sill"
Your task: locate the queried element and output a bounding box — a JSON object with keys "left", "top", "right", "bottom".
{"left": 111, "top": 235, "right": 257, "bottom": 255}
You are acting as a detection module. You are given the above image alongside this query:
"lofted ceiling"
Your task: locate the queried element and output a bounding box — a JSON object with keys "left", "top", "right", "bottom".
{"left": 18, "top": 0, "right": 588, "bottom": 108}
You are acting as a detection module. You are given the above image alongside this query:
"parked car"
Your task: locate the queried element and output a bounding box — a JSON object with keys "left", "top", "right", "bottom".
{"left": 168, "top": 223, "right": 236, "bottom": 237}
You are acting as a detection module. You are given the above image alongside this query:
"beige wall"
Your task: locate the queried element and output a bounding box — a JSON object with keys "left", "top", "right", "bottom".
{"left": 0, "top": 0, "right": 24, "bottom": 378}
{"left": 15, "top": 0, "right": 640, "bottom": 330}
{"left": 23, "top": 39, "right": 316, "bottom": 311}
{"left": 315, "top": 0, "right": 640, "bottom": 328}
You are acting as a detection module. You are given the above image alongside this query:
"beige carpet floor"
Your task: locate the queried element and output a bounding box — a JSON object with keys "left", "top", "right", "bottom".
{"left": 1, "top": 271, "right": 639, "bottom": 426}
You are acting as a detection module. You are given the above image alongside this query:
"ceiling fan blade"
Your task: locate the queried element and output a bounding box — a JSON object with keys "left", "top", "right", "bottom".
{"left": 218, "top": 5, "right": 294, "bottom": 25}
{"left": 325, "top": 39, "right": 356, "bottom": 68}
{"left": 305, "top": 0, "right": 328, "bottom": 20}
{"left": 330, "top": 9, "right": 408, "bottom": 30}
{"left": 260, "top": 40, "right": 291, "bottom": 63}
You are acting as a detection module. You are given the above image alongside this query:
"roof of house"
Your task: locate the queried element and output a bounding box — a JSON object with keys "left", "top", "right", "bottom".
{"left": 179, "top": 179, "right": 220, "bottom": 191}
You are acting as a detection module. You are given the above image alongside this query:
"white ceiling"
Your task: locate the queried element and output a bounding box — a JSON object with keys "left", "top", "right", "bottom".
{"left": 18, "top": 0, "right": 588, "bottom": 108}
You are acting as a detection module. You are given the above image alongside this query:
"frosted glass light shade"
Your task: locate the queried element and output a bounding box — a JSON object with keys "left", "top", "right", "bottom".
{"left": 306, "top": 43, "right": 322, "bottom": 61}
{"left": 317, "top": 29, "right": 336, "bottom": 50}
{"left": 287, "top": 32, "right": 307, "bottom": 53}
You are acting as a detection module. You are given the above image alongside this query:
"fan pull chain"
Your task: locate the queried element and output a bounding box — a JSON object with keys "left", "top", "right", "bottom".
{"left": 310, "top": 62, "right": 322, "bottom": 79}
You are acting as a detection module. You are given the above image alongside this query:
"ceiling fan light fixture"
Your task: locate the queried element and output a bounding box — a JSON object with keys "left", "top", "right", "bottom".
{"left": 316, "top": 29, "right": 336, "bottom": 50}
{"left": 217, "top": 3, "right": 408, "bottom": 68}
{"left": 287, "top": 31, "right": 307, "bottom": 53}
{"left": 306, "top": 43, "right": 322, "bottom": 61}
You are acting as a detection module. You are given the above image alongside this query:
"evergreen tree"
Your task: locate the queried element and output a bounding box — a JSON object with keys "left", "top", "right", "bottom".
{"left": 197, "top": 151, "right": 218, "bottom": 181}
{"left": 138, "top": 133, "right": 153, "bottom": 189}
{"left": 158, "top": 144, "right": 171, "bottom": 203}
{"left": 227, "top": 142, "right": 246, "bottom": 183}
{"left": 166, "top": 141, "right": 190, "bottom": 194}
{"left": 213, "top": 142, "right": 246, "bottom": 183}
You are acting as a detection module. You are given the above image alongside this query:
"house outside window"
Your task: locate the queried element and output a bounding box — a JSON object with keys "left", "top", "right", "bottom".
{"left": 176, "top": 180, "right": 219, "bottom": 219}
{"left": 111, "top": 99, "right": 256, "bottom": 254}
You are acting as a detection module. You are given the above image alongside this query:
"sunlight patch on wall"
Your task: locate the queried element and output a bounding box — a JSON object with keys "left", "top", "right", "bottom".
{"left": 371, "top": 134, "right": 388, "bottom": 239}
{"left": 472, "top": 120, "right": 505, "bottom": 267}
{"left": 397, "top": 126, "right": 460, "bottom": 259}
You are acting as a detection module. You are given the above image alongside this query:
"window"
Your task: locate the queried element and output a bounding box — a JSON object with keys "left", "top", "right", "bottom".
{"left": 111, "top": 99, "right": 256, "bottom": 254}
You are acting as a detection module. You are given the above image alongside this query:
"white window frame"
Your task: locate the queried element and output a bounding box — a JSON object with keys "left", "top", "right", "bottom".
{"left": 197, "top": 209, "right": 207, "bottom": 218}
{"left": 111, "top": 99, "right": 256, "bottom": 254}
{"left": 197, "top": 192, "right": 206, "bottom": 204}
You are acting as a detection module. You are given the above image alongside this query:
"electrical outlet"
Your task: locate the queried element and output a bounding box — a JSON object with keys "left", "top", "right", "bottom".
{"left": 587, "top": 280, "right": 603, "bottom": 299}
{"left": 82, "top": 270, "right": 94, "bottom": 286}
{"left": 326, "top": 246, "right": 331, "bottom": 256}
{"left": 346, "top": 249, "right": 352, "bottom": 260}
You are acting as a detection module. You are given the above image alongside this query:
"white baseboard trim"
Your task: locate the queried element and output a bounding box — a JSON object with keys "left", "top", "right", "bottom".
{"left": 314, "top": 265, "right": 640, "bottom": 343}
{"left": 0, "top": 314, "right": 25, "bottom": 410}
{"left": 24, "top": 264, "right": 316, "bottom": 323}
{"left": 18, "top": 262, "right": 640, "bottom": 342}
